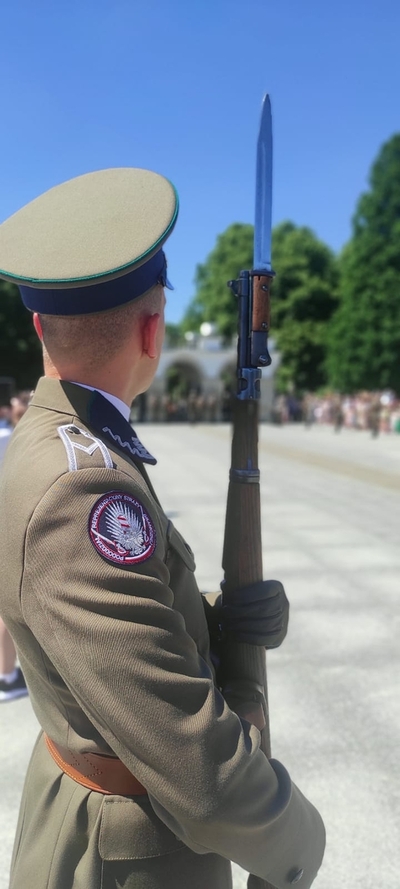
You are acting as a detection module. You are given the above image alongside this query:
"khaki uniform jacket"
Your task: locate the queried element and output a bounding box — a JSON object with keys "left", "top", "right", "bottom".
{"left": 0, "top": 378, "right": 325, "bottom": 889}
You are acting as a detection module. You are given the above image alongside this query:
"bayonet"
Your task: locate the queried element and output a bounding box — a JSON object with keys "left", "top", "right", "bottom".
{"left": 228, "top": 94, "right": 275, "bottom": 395}
{"left": 254, "top": 94, "right": 273, "bottom": 273}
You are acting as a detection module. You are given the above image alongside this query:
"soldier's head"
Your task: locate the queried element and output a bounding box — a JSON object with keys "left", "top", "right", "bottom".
{"left": 33, "top": 282, "right": 167, "bottom": 397}
{"left": 0, "top": 168, "right": 178, "bottom": 400}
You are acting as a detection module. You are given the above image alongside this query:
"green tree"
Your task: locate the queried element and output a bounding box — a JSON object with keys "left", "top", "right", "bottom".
{"left": 327, "top": 134, "right": 400, "bottom": 393}
{"left": 182, "top": 223, "right": 253, "bottom": 342}
{"left": 0, "top": 281, "right": 42, "bottom": 388}
{"left": 271, "top": 222, "right": 339, "bottom": 391}
{"left": 182, "top": 220, "right": 338, "bottom": 391}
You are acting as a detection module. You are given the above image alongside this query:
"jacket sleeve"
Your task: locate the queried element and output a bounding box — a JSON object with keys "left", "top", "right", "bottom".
{"left": 21, "top": 466, "right": 325, "bottom": 889}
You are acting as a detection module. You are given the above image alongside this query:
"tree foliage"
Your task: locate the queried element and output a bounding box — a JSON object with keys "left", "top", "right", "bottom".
{"left": 327, "top": 134, "right": 400, "bottom": 392}
{"left": 182, "top": 220, "right": 338, "bottom": 391}
{"left": 271, "top": 222, "right": 339, "bottom": 391}
{"left": 0, "top": 280, "right": 42, "bottom": 388}
{"left": 182, "top": 223, "right": 253, "bottom": 342}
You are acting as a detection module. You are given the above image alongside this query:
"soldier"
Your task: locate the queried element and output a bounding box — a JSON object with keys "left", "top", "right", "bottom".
{"left": 0, "top": 168, "right": 325, "bottom": 889}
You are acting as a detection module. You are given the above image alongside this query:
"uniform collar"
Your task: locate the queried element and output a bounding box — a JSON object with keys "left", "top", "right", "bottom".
{"left": 86, "top": 390, "right": 156, "bottom": 464}
{"left": 68, "top": 382, "right": 131, "bottom": 423}
{"left": 30, "top": 377, "right": 156, "bottom": 465}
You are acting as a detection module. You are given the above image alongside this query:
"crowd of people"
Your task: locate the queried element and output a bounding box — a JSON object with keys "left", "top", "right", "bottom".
{"left": 273, "top": 390, "right": 400, "bottom": 436}
{"left": 132, "top": 388, "right": 232, "bottom": 423}
{"left": 138, "top": 388, "right": 400, "bottom": 436}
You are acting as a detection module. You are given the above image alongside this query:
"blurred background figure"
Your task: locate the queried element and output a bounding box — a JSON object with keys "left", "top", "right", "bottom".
{"left": 331, "top": 395, "right": 344, "bottom": 433}
{"left": 302, "top": 393, "right": 316, "bottom": 427}
{"left": 0, "top": 377, "right": 15, "bottom": 429}
{"left": 0, "top": 390, "right": 31, "bottom": 702}
{"left": 367, "top": 394, "right": 382, "bottom": 438}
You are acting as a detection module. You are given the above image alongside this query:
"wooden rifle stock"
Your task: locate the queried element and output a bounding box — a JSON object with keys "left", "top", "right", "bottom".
{"left": 221, "top": 400, "right": 274, "bottom": 889}
{"left": 221, "top": 272, "right": 275, "bottom": 889}
{"left": 221, "top": 399, "right": 270, "bottom": 750}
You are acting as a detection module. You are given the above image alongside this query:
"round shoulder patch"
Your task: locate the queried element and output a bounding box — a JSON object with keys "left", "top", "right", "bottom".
{"left": 89, "top": 491, "right": 156, "bottom": 566}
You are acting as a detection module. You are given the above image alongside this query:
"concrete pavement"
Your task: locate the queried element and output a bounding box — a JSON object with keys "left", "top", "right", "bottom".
{"left": 1, "top": 421, "right": 399, "bottom": 889}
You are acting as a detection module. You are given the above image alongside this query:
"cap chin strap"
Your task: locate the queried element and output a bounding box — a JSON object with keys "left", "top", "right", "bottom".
{"left": 19, "top": 250, "right": 173, "bottom": 316}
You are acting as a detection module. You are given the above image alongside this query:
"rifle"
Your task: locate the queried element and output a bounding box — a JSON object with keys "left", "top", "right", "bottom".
{"left": 221, "top": 94, "right": 276, "bottom": 889}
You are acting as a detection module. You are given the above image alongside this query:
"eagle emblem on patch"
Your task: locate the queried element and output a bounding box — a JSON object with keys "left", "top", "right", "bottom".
{"left": 89, "top": 492, "right": 156, "bottom": 565}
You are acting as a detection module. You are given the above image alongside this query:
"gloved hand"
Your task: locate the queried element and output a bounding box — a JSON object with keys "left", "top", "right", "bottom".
{"left": 220, "top": 579, "right": 289, "bottom": 648}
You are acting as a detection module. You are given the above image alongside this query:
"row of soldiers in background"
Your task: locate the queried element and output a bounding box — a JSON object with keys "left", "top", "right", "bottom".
{"left": 272, "top": 390, "right": 400, "bottom": 437}
{"left": 132, "top": 388, "right": 233, "bottom": 424}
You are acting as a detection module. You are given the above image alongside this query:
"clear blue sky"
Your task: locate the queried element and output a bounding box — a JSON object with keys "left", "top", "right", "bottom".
{"left": 1, "top": 0, "right": 399, "bottom": 322}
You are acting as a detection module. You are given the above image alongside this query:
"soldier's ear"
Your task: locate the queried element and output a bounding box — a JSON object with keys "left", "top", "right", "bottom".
{"left": 33, "top": 313, "right": 44, "bottom": 342}
{"left": 142, "top": 313, "right": 161, "bottom": 360}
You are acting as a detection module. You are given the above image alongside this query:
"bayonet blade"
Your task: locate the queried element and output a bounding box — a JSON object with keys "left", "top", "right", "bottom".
{"left": 253, "top": 94, "right": 273, "bottom": 272}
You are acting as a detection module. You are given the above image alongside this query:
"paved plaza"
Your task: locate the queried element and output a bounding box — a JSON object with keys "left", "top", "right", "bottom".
{"left": 1, "top": 421, "right": 399, "bottom": 889}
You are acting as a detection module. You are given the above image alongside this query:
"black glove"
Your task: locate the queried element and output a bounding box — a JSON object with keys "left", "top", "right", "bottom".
{"left": 220, "top": 579, "right": 289, "bottom": 648}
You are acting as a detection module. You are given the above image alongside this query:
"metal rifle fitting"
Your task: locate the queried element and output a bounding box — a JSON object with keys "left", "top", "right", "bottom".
{"left": 229, "top": 468, "right": 260, "bottom": 484}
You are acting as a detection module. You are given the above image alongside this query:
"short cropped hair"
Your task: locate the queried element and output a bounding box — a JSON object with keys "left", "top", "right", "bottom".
{"left": 39, "top": 285, "right": 164, "bottom": 370}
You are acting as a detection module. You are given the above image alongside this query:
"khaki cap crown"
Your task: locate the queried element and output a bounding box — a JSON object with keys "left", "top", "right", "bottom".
{"left": 0, "top": 167, "right": 178, "bottom": 288}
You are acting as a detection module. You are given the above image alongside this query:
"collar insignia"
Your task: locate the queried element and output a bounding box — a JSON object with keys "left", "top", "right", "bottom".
{"left": 87, "top": 391, "right": 156, "bottom": 465}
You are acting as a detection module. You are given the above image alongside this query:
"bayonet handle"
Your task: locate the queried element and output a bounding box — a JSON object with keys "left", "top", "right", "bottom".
{"left": 250, "top": 271, "right": 274, "bottom": 368}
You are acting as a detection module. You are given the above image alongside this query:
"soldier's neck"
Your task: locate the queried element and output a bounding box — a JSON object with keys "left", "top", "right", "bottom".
{"left": 41, "top": 355, "right": 146, "bottom": 409}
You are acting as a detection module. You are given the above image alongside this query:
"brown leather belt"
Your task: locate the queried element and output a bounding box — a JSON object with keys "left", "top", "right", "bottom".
{"left": 44, "top": 734, "right": 147, "bottom": 796}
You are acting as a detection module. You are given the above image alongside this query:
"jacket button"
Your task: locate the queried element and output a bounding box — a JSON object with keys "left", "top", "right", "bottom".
{"left": 289, "top": 869, "right": 304, "bottom": 884}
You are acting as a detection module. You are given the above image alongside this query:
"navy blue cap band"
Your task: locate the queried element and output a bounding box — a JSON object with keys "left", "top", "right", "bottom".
{"left": 18, "top": 250, "right": 173, "bottom": 315}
